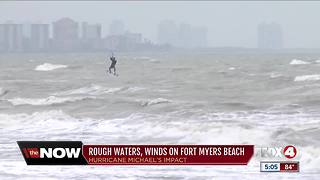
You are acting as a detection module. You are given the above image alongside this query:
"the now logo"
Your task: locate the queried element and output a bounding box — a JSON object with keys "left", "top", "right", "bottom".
{"left": 17, "top": 141, "right": 88, "bottom": 165}
{"left": 40, "top": 147, "right": 81, "bottom": 158}
{"left": 23, "top": 147, "right": 81, "bottom": 158}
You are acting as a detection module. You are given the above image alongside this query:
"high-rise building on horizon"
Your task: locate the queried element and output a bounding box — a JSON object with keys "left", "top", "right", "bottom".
{"left": 104, "top": 31, "right": 143, "bottom": 51}
{"left": 52, "top": 17, "right": 79, "bottom": 51}
{"left": 157, "top": 20, "right": 178, "bottom": 46}
{"left": 0, "top": 23, "right": 23, "bottom": 52}
{"left": 157, "top": 20, "right": 207, "bottom": 48}
{"left": 29, "top": 24, "right": 49, "bottom": 51}
{"left": 82, "top": 22, "right": 101, "bottom": 40}
{"left": 124, "top": 31, "right": 142, "bottom": 44}
{"left": 82, "top": 22, "right": 102, "bottom": 50}
{"left": 53, "top": 18, "right": 79, "bottom": 40}
{"left": 257, "top": 22, "right": 283, "bottom": 49}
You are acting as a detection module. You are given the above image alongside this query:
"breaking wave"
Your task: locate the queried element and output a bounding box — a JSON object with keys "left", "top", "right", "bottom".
{"left": 7, "top": 95, "right": 94, "bottom": 106}
{"left": 0, "top": 110, "right": 89, "bottom": 133}
{"left": 53, "top": 84, "right": 146, "bottom": 96}
{"left": 2, "top": 109, "right": 319, "bottom": 145}
{"left": 139, "top": 98, "right": 171, "bottom": 107}
{"left": 294, "top": 74, "right": 320, "bottom": 82}
{"left": 290, "top": 59, "right": 310, "bottom": 65}
{"left": 1, "top": 109, "right": 320, "bottom": 178}
{"left": 34, "top": 63, "right": 68, "bottom": 71}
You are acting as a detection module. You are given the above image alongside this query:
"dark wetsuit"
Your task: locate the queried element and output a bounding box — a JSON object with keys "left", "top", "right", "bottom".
{"left": 109, "top": 56, "right": 117, "bottom": 74}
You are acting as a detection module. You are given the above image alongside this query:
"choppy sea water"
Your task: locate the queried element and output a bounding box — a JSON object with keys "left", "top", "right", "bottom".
{"left": 0, "top": 53, "right": 320, "bottom": 179}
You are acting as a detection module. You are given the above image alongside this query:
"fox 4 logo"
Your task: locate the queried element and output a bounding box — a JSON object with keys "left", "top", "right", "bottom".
{"left": 261, "top": 145, "right": 298, "bottom": 159}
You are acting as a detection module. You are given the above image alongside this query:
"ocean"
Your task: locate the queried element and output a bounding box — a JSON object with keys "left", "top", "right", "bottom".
{"left": 0, "top": 52, "right": 319, "bottom": 179}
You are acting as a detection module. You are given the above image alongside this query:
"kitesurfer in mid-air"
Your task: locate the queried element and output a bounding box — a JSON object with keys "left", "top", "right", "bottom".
{"left": 108, "top": 54, "right": 117, "bottom": 75}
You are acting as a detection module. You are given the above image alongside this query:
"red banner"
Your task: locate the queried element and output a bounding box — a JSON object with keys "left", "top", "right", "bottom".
{"left": 82, "top": 145, "right": 254, "bottom": 165}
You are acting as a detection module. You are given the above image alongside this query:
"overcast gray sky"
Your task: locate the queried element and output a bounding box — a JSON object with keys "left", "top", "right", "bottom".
{"left": 1, "top": 1, "right": 320, "bottom": 48}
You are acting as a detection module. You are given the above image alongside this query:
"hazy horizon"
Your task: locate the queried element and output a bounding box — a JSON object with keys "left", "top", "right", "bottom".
{"left": 1, "top": 1, "right": 320, "bottom": 48}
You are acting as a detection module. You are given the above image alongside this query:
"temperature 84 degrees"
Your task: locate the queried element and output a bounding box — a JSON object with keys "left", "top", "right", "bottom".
{"left": 280, "top": 162, "right": 299, "bottom": 172}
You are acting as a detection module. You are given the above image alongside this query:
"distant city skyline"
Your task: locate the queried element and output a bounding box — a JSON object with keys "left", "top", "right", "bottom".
{"left": 1, "top": 17, "right": 288, "bottom": 53}
{"left": 1, "top": 1, "right": 320, "bottom": 48}
{"left": 0, "top": 18, "right": 165, "bottom": 52}
{"left": 158, "top": 20, "right": 207, "bottom": 48}
{"left": 0, "top": 18, "right": 288, "bottom": 50}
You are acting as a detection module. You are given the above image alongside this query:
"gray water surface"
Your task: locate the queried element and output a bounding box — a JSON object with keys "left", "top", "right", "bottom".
{"left": 0, "top": 53, "right": 319, "bottom": 179}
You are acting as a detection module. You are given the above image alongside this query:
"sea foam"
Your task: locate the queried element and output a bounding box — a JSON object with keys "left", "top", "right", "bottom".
{"left": 8, "top": 96, "right": 94, "bottom": 106}
{"left": 35, "top": 63, "right": 68, "bottom": 71}
{"left": 53, "top": 84, "right": 145, "bottom": 96}
{"left": 294, "top": 75, "right": 320, "bottom": 82}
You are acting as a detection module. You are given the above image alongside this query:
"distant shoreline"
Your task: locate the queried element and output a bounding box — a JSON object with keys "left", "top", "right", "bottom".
{"left": 1, "top": 47, "right": 320, "bottom": 55}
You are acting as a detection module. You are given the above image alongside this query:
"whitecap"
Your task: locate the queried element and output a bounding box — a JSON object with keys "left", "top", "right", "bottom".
{"left": 0, "top": 110, "right": 88, "bottom": 132}
{"left": 290, "top": 59, "right": 310, "bottom": 65}
{"left": 54, "top": 84, "right": 108, "bottom": 96}
{"left": 34, "top": 63, "right": 68, "bottom": 71}
{"left": 133, "top": 56, "right": 153, "bottom": 61}
{"left": 149, "top": 59, "right": 160, "bottom": 63}
{"left": 294, "top": 75, "right": 320, "bottom": 82}
{"left": 8, "top": 96, "right": 94, "bottom": 106}
{"left": 1, "top": 109, "right": 320, "bottom": 177}
{"left": 126, "top": 87, "right": 146, "bottom": 93}
{"left": 53, "top": 84, "right": 145, "bottom": 96}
